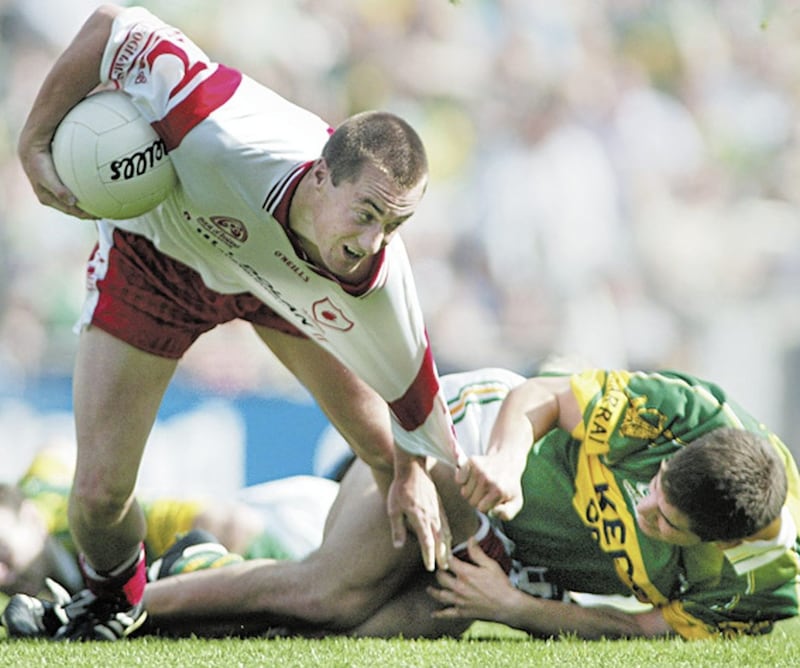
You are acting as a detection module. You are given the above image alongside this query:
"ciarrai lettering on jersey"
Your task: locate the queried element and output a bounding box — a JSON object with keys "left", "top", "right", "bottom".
{"left": 587, "top": 389, "right": 625, "bottom": 449}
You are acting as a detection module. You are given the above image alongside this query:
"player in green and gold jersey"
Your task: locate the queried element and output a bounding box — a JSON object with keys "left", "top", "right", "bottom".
{"left": 464, "top": 369, "right": 800, "bottom": 639}
{"left": 141, "top": 368, "right": 799, "bottom": 640}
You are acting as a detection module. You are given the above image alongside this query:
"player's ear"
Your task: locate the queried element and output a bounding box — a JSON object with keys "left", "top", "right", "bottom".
{"left": 311, "top": 158, "right": 331, "bottom": 187}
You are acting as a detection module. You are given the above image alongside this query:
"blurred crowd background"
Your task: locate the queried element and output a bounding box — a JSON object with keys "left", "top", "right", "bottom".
{"left": 1, "top": 0, "right": 799, "bottom": 476}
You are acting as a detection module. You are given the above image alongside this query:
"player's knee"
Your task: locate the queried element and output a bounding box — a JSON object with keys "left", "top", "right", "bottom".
{"left": 300, "top": 584, "right": 377, "bottom": 628}
{"left": 71, "top": 478, "right": 132, "bottom": 525}
{"left": 280, "top": 559, "right": 384, "bottom": 628}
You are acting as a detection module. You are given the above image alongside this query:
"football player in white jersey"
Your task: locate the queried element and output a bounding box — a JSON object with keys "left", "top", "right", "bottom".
{"left": 15, "top": 5, "right": 518, "bottom": 640}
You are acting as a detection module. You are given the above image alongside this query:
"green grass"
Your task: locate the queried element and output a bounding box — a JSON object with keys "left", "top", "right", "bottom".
{"left": 2, "top": 618, "right": 799, "bottom": 667}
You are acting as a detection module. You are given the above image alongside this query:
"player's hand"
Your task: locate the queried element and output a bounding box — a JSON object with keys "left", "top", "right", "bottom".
{"left": 428, "top": 537, "right": 515, "bottom": 622}
{"left": 387, "top": 453, "right": 452, "bottom": 572}
{"left": 18, "top": 136, "right": 96, "bottom": 219}
{"left": 455, "top": 454, "right": 523, "bottom": 520}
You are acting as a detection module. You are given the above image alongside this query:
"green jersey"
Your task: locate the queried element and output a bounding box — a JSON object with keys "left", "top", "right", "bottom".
{"left": 502, "top": 369, "right": 800, "bottom": 639}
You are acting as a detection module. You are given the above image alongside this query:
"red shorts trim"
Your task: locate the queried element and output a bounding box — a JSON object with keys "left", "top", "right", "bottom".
{"left": 86, "top": 229, "right": 304, "bottom": 358}
{"left": 452, "top": 515, "right": 513, "bottom": 575}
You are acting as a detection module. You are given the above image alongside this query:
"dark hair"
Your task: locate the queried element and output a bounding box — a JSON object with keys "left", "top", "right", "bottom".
{"left": 660, "top": 428, "right": 787, "bottom": 542}
{"left": 321, "top": 111, "right": 428, "bottom": 189}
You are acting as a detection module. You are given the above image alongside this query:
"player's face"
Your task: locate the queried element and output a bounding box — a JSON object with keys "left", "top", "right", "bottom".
{"left": 635, "top": 466, "right": 702, "bottom": 547}
{"left": 309, "top": 161, "right": 425, "bottom": 279}
{"left": 0, "top": 503, "right": 50, "bottom": 596}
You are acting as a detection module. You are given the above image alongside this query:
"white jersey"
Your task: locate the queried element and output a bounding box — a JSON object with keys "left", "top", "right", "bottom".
{"left": 440, "top": 368, "right": 527, "bottom": 458}
{"left": 235, "top": 475, "right": 340, "bottom": 560}
{"left": 95, "top": 8, "right": 462, "bottom": 465}
{"left": 315, "top": 367, "right": 528, "bottom": 474}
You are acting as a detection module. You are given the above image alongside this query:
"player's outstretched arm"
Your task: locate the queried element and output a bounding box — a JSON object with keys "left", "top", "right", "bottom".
{"left": 17, "top": 5, "right": 121, "bottom": 218}
{"left": 429, "top": 539, "right": 673, "bottom": 639}
{"left": 387, "top": 449, "right": 451, "bottom": 572}
{"left": 255, "top": 325, "right": 454, "bottom": 573}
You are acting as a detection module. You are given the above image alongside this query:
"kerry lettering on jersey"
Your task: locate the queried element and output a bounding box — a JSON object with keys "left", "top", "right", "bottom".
{"left": 573, "top": 447, "right": 668, "bottom": 606}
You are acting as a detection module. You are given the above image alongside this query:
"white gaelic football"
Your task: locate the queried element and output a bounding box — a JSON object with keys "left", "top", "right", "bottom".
{"left": 51, "top": 90, "right": 177, "bottom": 219}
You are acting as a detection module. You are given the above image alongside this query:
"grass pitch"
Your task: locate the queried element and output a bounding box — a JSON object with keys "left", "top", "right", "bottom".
{"left": 2, "top": 617, "right": 799, "bottom": 667}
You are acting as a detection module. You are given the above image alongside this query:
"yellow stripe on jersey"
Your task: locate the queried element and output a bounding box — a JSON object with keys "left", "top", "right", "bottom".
{"left": 661, "top": 599, "right": 775, "bottom": 639}
{"left": 447, "top": 381, "right": 511, "bottom": 424}
{"left": 143, "top": 498, "right": 205, "bottom": 557}
{"left": 568, "top": 370, "right": 632, "bottom": 451}
{"left": 660, "top": 601, "right": 717, "bottom": 639}
{"left": 572, "top": 442, "right": 668, "bottom": 606}
{"left": 767, "top": 432, "right": 800, "bottom": 532}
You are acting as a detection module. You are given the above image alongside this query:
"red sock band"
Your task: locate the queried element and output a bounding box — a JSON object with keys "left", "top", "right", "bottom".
{"left": 452, "top": 515, "right": 512, "bottom": 574}
{"left": 79, "top": 544, "right": 147, "bottom": 606}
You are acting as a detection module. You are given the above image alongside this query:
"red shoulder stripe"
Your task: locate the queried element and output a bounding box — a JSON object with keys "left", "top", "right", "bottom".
{"left": 151, "top": 65, "right": 242, "bottom": 151}
{"left": 389, "top": 337, "right": 440, "bottom": 430}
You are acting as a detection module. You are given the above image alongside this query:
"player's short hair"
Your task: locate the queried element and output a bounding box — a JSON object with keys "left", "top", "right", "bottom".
{"left": 661, "top": 428, "right": 787, "bottom": 542}
{"left": 322, "top": 111, "right": 428, "bottom": 190}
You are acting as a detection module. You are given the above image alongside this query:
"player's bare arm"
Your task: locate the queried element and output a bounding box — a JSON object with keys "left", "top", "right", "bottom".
{"left": 254, "top": 326, "right": 451, "bottom": 571}
{"left": 17, "top": 5, "right": 120, "bottom": 218}
{"left": 429, "top": 538, "right": 673, "bottom": 639}
{"left": 457, "top": 375, "right": 577, "bottom": 519}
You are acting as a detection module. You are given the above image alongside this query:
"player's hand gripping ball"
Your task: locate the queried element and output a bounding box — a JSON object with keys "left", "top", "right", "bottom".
{"left": 51, "top": 90, "right": 177, "bottom": 219}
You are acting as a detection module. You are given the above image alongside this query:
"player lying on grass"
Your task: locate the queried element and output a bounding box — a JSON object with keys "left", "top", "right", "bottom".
{"left": 0, "top": 443, "right": 339, "bottom": 599}
{"left": 7, "top": 367, "right": 798, "bottom": 640}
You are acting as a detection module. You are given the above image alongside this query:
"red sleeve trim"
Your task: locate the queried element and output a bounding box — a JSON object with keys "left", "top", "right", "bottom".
{"left": 151, "top": 65, "right": 243, "bottom": 151}
{"left": 389, "top": 336, "right": 440, "bottom": 430}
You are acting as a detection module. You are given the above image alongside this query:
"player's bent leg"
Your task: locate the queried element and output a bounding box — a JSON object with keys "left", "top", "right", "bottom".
{"left": 70, "top": 326, "right": 177, "bottom": 569}
{"left": 282, "top": 457, "right": 493, "bottom": 631}
{"left": 143, "top": 459, "right": 423, "bottom": 633}
{"left": 283, "top": 459, "right": 424, "bottom": 629}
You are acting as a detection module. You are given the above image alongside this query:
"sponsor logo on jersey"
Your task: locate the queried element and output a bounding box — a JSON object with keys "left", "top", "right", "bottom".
{"left": 194, "top": 215, "right": 248, "bottom": 249}
{"left": 312, "top": 297, "right": 354, "bottom": 331}
{"left": 233, "top": 259, "right": 327, "bottom": 340}
{"left": 274, "top": 250, "right": 309, "bottom": 282}
{"left": 186, "top": 210, "right": 335, "bottom": 341}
